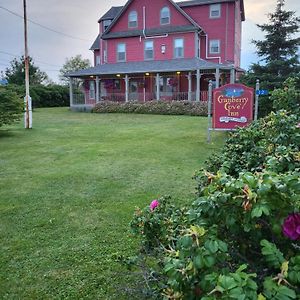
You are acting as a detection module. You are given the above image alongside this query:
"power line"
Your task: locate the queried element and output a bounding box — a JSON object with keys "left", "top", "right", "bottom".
{"left": 0, "top": 50, "right": 62, "bottom": 68}
{"left": 0, "top": 5, "right": 91, "bottom": 42}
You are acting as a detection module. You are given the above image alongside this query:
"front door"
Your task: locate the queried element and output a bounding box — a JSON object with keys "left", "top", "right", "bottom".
{"left": 129, "top": 81, "right": 138, "bottom": 101}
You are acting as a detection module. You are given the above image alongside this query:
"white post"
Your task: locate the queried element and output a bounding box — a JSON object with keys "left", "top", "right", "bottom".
{"left": 156, "top": 73, "right": 160, "bottom": 101}
{"left": 215, "top": 68, "right": 220, "bottom": 88}
{"left": 207, "top": 80, "right": 213, "bottom": 143}
{"left": 188, "top": 72, "right": 192, "bottom": 101}
{"left": 196, "top": 69, "right": 200, "bottom": 102}
{"left": 96, "top": 76, "right": 100, "bottom": 103}
{"left": 254, "top": 79, "right": 260, "bottom": 121}
{"left": 69, "top": 77, "right": 74, "bottom": 106}
{"left": 230, "top": 68, "right": 235, "bottom": 84}
{"left": 125, "top": 74, "right": 129, "bottom": 102}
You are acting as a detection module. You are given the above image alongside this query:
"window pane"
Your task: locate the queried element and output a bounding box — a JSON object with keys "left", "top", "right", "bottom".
{"left": 118, "top": 44, "right": 125, "bottom": 52}
{"left": 210, "top": 40, "right": 220, "bottom": 53}
{"left": 145, "top": 41, "right": 154, "bottom": 60}
{"left": 174, "top": 39, "right": 184, "bottom": 58}
{"left": 161, "top": 7, "right": 170, "bottom": 24}
{"left": 210, "top": 4, "right": 220, "bottom": 18}
{"left": 129, "top": 11, "right": 137, "bottom": 28}
{"left": 175, "top": 39, "right": 183, "bottom": 48}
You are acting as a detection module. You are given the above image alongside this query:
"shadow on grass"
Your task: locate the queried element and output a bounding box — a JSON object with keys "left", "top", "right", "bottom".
{"left": 0, "top": 129, "right": 19, "bottom": 139}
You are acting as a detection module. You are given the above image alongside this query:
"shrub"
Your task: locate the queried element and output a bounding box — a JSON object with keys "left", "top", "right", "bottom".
{"left": 93, "top": 100, "right": 208, "bottom": 116}
{"left": 127, "top": 109, "right": 300, "bottom": 299}
{"left": 5, "top": 84, "right": 69, "bottom": 108}
{"left": 0, "top": 88, "right": 23, "bottom": 127}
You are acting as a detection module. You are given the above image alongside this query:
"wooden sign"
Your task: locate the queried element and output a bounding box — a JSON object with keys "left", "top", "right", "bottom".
{"left": 212, "top": 83, "right": 254, "bottom": 130}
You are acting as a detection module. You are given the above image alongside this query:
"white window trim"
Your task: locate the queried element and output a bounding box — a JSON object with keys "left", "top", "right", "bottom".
{"left": 128, "top": 11, "right": 138, "bottom": 28}
{"left": 160, "top": 7, "right": 170, "bottom": 25}
{"left": 209, "top": 39, "right": 220, "bottom": 54}
{"left": 117, "top": 43, "right": 126, "bottom": 62}
{"left": 144, "top": 40, "right": 154, "bottom": 60}
{"left": 174, "top": 38, "right": 184, "bottom": 59}
{"left": 210, "top": 4, "right": 221, "bottom": 18}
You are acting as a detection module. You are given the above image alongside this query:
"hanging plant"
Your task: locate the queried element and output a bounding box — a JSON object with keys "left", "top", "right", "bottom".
{"left": 168, "top": 77, "right": 178, "bottom": 87}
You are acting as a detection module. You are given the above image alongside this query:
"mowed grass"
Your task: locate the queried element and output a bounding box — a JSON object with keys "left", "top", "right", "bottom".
{"left": 0, "top": 108, "right": 224, "bottom": 299}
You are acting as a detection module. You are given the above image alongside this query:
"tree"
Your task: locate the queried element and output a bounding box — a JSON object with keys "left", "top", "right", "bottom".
{"left": 241, "top": 0, "right": 300, "bottom": 90}
{"left": 59, "top": 55, "right": 91, "bottom": 86}
{"left": 0, "top": 88, "right": 23, "bottom": 127}
{"left": 5, "top": 56, "right": 49, "bottom": 85}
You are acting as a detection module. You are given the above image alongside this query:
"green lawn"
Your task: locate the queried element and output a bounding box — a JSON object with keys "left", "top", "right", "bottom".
{"left": 0, "top": 108, "right": 224, "bottom": 299}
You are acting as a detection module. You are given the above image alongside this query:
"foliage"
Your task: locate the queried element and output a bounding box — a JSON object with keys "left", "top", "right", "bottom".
{"left": 0, "top": 87, "right": 23, "bottom": 127}
{"left": 93, "top": 100, "right": 208, "bottom": 116}
{"left": 129, "top": 104, "right": 300, "bottom": 298}
{"left": 4, "top": 84, "right": 69, "bottom": 108}
{"left": 240, "top": 0, "right": 300, "bottom": 92}
{"left": 59, "top": 55, "right": 91, "bottom": 86}
{"left": 271, "top": 77, "right": 300, "bottom": 113}
{"left": 5, "top": 56, "right": 49, "bottom": 85}
{"left": 205, "top": 110, "right": 300, "bottom": 176}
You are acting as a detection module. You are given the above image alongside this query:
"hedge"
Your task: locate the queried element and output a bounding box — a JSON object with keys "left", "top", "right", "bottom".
{"left": 5, "top": 84, "right": 69, "bottom": 108}
{"left": 93, "top": 100, "right": 208, "bottom": 116}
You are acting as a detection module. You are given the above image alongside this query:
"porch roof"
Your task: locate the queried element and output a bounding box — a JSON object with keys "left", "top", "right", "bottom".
{"left": 68, "top": 58, "right": 233, "bottom": 78}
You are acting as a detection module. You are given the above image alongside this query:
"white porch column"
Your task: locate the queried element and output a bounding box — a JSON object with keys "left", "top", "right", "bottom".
{"left": 230, "top": 68, "right": 235, "bottom": 84}
{"left": 215, "top": 68, "right": 220, "bottom": 88}
{"left": 188, "top": 72, "right": 192, "bottom": 101}
{"left": 125, "top": 74, "right": 129, "bottom": 102}
{"left": 69, "top": 77, "right": 73, "bottom": 106}
{"left": 96, "top": 76, "right": 100, "bottom": 103}
{"left": 156, "top": 73, "right": 160, "bottom": 101}
{"left": 196, "top": 69, "right": 200, "bottom": 102}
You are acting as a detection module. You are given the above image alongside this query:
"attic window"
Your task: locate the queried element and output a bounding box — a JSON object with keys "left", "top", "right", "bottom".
{"left": 128, "top": 11, "right": 138, "bottom": 28}
{"left": 103, "top": 19, "right": 112, "bottom": 31}
{"left": 160, "top": 7, "right": 170, "bottom": 25}
{"left": 210, "top": 4, "right": 221, "bottom": 18}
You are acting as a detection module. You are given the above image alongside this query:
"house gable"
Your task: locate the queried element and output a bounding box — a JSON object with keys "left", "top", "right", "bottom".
{"left": 104, "top": 0, "right": 202, "bottom": 35}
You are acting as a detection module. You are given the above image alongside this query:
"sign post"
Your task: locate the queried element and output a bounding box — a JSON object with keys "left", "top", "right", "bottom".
{"left": 254, "top": 79, "right": 260, "bottom": 121}
{"left": 207, "top": 80, "right": 213, "bottom": 143}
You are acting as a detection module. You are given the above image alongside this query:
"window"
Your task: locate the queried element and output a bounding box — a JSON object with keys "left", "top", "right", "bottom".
{"left": 117, "top": 43, "right": 126, "bottom": 62}
{"left": 174, "top": 38, "right": 184, "bottom": 58}
{"left": 210, "top": 4, "right": 221, "bottom": 18}
{"left": 209, "top": 40, "right": 220, "bottom": 54}
{"left": 89, "top": 81, "right": 95, "bottom": 99}
{"left": 103, "top": 19, "right": 112, "bottom": 31}
{"left": 128, "top": 11, "right": 138, "bottom": 28}
{"left": 160, "top": 7, "right": 170, "bottom": 25}
{"left": 144, "top": 40, "right": 154, "bottom": 60}
{"left": 96, "top": 55, "right": 100, "bottom": 66}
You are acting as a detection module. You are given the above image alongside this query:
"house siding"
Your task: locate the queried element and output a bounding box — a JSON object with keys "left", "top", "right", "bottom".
{"left": 182, "top": 2, "right": 236, "bottom": 64}
{"left": 109, "top": 0, "right": 192, "bottom": 34}
{"left": 107, "top": 32, "right": 196, "bottom": 64}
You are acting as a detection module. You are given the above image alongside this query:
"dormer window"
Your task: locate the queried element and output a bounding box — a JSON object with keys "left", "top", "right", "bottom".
{"left": 160, "top": 7, "right": 170, "bottom": 25}
{"left": 210, "top": 4, "right": 221, "bottom": 18}
{"left": 103, "top": 19, "right": 112, "bottom": 31}
{"left": 128, "top": 11, "right": 138, "bottom": 28}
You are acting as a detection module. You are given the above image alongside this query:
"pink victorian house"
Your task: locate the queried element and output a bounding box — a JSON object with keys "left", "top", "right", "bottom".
{"left": 68, "top": 0, "right": 245, "bottom": 108}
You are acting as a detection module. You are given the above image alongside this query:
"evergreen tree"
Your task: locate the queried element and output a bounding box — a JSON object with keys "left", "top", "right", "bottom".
{"left": 5, "top": 56, "right": 49, "bottom": 85}
{"left": 241, "top": 0, "right": 300, "bottom": 90}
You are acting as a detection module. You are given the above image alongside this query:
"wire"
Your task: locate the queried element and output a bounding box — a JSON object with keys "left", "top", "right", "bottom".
{"left": 0, "top": 50, "right": 62, "bottom": 68}
{"left": 0, "top": 5, "right": 91, "bottom": 42}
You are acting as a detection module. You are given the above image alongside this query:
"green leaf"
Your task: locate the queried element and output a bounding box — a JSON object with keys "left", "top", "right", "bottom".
{"left": 205, "top": 240, "right": 219, "bottom": 253}
{"left": 219, "top": 275, "right": 237, "bottom": 290}
{"left": 260, "top": 239, "right": 284, "bottom": 268}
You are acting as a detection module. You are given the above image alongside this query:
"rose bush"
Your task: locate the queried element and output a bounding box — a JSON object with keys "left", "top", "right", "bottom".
{"left": 127, "top": 101, "right": 299, "bottom": 298}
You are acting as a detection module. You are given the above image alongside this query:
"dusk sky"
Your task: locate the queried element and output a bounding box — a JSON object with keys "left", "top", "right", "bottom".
{"left": 0, "top": 0, "right": 299, "bottom": 83}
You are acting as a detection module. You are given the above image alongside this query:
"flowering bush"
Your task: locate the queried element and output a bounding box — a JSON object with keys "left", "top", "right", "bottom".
{"left": 93, "top": 100, "right": 208, "bottom": 116}
{"left": 128, "top": 109, "right": 300, "bottom": 299}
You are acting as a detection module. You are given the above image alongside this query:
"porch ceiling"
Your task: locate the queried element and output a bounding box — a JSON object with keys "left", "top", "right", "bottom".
{"left": 67, "top": 58, "right": 233, "bottom": 78}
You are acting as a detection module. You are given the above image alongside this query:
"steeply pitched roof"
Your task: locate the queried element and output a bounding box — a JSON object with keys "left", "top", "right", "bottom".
{"left": 90, "top": 35, "right": 100, "bottom": 50}
{"left": 102, "top": 25, "right": 199, "bottom": 40}
{"left": 103, "top": 0, "right": 204, "bottom": 36}
{"left": 68, "top": 58, "right": 233, "bottom": 77}
{"left": 98, "top": 6, "right": 123, "bottom": 22}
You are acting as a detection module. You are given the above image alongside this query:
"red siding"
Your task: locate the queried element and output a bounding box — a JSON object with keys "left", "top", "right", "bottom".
{"left": 110, "top": 0, "right": 192, "bottom": 33}
{"left": 107, "top": 32, "right": 196, "bottom": 63}
{"left": 182, "top": 3, "right": 236, "bottom": 64}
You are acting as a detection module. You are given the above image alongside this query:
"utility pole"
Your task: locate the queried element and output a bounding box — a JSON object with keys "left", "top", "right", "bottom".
{"left": 23, "top": 0, "right": 32, "bottom": 129}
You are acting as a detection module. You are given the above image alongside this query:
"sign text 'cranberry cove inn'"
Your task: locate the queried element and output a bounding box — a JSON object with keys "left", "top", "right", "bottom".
{"left": 68, "top": 0, "right": 245, "bottom": 109}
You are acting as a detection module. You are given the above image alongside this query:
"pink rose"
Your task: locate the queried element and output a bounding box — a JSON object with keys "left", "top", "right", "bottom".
{"left": 296, "top": 123, "right": 300, "bottom": 128}
{"left": 150, "top": 200, "right": 159, "bottom": 211}
{"left": 282, "top": 213, "right": 300, "bottom": 240}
